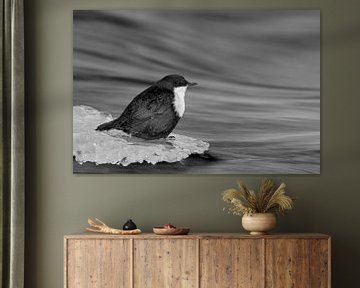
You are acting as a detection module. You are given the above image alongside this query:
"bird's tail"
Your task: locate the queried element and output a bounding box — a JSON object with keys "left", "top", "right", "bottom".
{"left": 96, "top": 120, "right": 116, "bottom": 131}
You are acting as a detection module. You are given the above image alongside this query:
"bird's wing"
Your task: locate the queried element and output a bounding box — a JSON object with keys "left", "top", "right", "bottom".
{"left": 114, "top": 87, "right": 174, "bottom": 129}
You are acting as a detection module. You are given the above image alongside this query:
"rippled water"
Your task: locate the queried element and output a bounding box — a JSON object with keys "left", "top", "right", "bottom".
{"left": 73, "top": 11, "right": 320, "bottom": 174}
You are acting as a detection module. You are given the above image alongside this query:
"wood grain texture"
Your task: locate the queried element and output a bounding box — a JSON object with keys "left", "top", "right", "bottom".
{"left": 310, "top": 239, "right": 330, "bottom": 288}
{"left": 66, "top": 239, "right": 131, "bottom": 288}
{"left": 265, "top": 239, "right": 310, "bottom": 288}
{"left": 64, "top": 239, "right": 68, "bottom": 288}
{"left": 200, "top": 239, "right": 264, "bottom": 288}
{"left": 64, "top": 234, "right": 330, "bottom": 288}
{"left": 65, "top": 233, "right": 330, "bottom": 240}
{"left": 133, "top": 239, "right": 197, "bottom": 288}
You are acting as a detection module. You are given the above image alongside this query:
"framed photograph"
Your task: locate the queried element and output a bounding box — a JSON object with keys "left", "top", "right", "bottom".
{"left": 73, "top": 10, "right": 320, "bottom": 174}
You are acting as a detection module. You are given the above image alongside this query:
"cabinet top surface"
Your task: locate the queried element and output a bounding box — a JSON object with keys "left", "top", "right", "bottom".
{"left": 64, "top": 232, "right": 330, "bottom": 240}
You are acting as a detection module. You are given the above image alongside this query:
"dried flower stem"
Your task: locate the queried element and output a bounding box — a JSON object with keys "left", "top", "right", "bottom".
{"left": 222, "top": 179, "right": 294, "bottom": 216}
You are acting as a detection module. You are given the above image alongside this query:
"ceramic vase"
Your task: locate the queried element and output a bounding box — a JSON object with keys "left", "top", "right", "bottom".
{"left": 242, "top": 213, "right": 276, "bottom": 235}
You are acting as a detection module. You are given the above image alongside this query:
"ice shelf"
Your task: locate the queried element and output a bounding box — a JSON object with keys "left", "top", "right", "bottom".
{"left": 73, "top": 105, "right": 210, "bottom": 166}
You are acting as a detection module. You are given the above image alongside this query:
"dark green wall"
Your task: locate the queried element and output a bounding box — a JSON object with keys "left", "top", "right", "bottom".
{"left": 25, "top": 0, "right": 360, "bottom": 287}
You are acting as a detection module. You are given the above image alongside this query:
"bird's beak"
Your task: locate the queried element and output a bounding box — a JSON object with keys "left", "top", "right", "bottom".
{"left": 187, "top": 82, "right": 198, "bottom": 87}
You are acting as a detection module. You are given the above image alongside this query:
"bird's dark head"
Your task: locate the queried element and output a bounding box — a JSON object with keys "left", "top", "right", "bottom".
{"left": 156, "top": 74, "right": 197, "bottom": 90}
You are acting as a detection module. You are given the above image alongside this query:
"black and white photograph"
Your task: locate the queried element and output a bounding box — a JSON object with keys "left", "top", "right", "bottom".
{"left": 73, "top": 10, "right": 320, "bottom": 174}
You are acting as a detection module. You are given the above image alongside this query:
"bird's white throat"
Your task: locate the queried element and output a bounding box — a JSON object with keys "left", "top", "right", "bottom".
{"left": 173, "top": 86, "right": 187, "bottom": 117}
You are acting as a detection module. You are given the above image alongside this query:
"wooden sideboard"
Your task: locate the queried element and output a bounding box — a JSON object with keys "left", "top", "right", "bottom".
{"left": 64, "top": 233, "right": 330, "bottom": 288}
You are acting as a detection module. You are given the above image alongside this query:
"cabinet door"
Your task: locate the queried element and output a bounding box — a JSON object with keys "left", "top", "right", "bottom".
{"left": 134, "top": 239, "right": 198, "bottom": 288}
{"left": 66, "top": 239, "right": 131, "bottom": 288}
{"left": 200, "top": 239, "right": 264, "bottom": 288}
{"left": 266, "top": 239, "right": 309, "bottom": 287}
{"left": 309, "top": 239, "right": 330, "bottom": 288}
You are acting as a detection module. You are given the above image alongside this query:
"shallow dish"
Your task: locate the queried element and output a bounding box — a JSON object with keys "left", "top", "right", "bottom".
{"left": 153, "top": 227, "right": 190, "bottom": 235}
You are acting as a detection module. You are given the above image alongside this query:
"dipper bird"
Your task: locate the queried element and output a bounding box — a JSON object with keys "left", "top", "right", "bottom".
{"left": 96, "top": 74, "right": 197, "bottom": 140}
